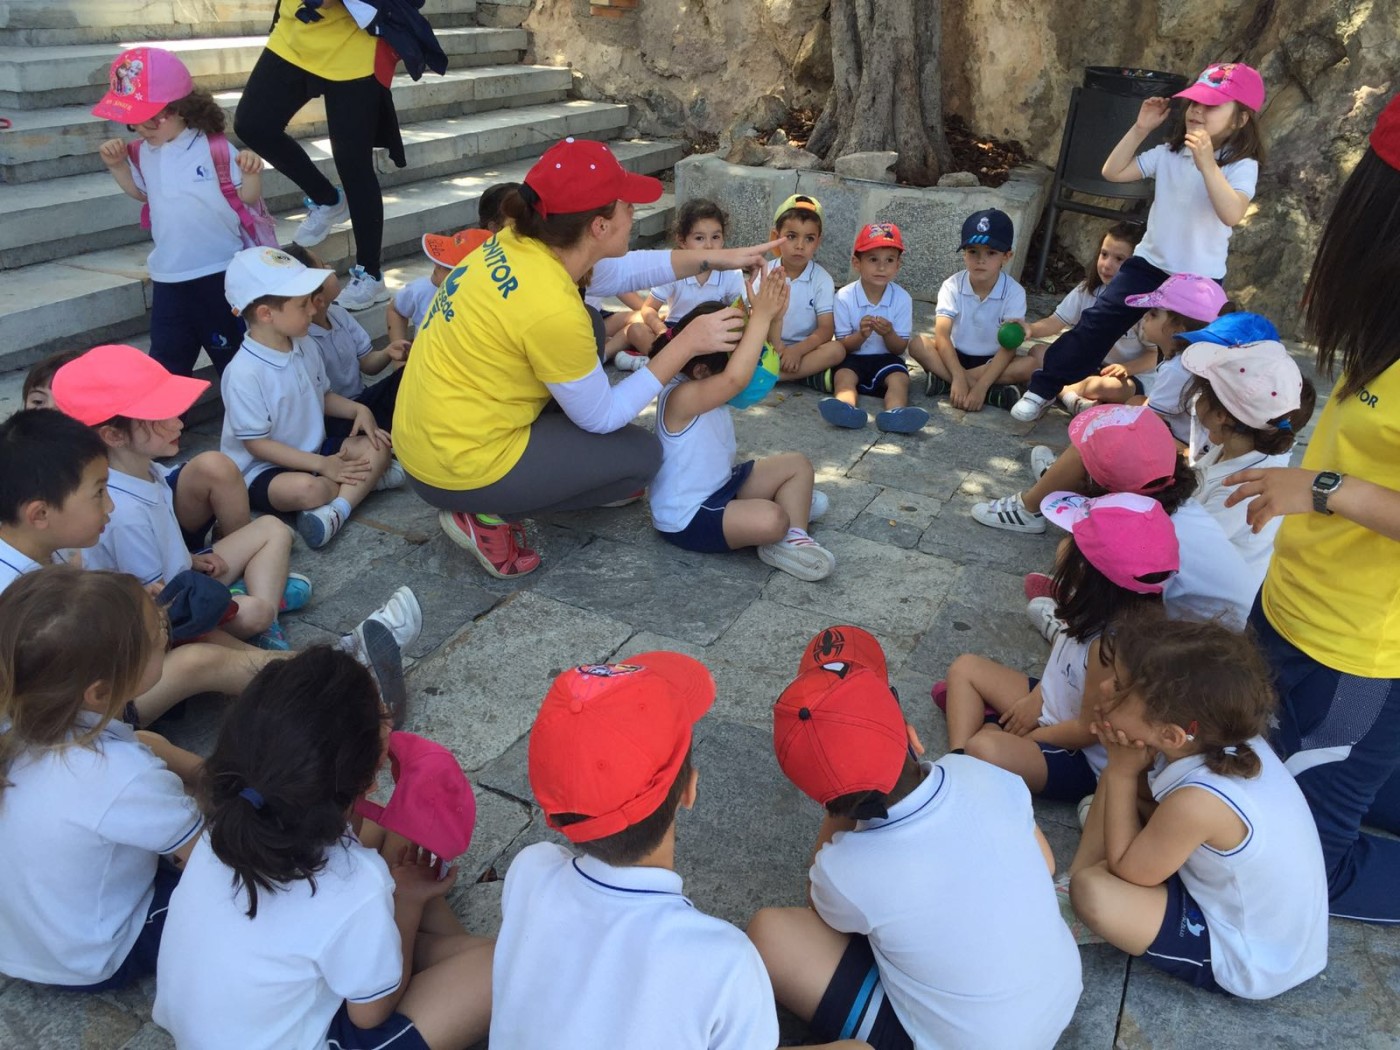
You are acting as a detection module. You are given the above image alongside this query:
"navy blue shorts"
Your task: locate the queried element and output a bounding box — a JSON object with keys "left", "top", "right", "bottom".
{"left": 954, "top": 348, "right": 999, "bottom": 371}
{"left": 1035, "top": 740, "right": 1099, "bottom": 802}
{"left": 69, "top": 861, "right": 180, "bottom": 992}
{"left": 838, "top": 352, "right": 909, "bottom": 396}
{"left": 810, "top": 933, "right": 913, "bottom": 1050}
{"left": 164, "top": 464, "right": 216, "bottom": 552}
{"left": 246, "top": 435, "right": 343, "bottom": 514}
{"left": 1141, "top": 873, "right": 1227, "bottom": 995}
{"left": 324, "top": 369, "right": 403, "bottom": 443}
{"left": 326, "top": 1001, "right": 429, "bottom": 1049}
{"left": 657, "top": 460, "right": 754, "bottom": 554}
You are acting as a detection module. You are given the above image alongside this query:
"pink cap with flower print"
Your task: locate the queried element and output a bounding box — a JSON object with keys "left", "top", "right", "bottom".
{"left": 1174, "top": 63, "right": 1265, "bottom": 113}
{"left": 91, "top": 47, "right": 194, "bottom": 125}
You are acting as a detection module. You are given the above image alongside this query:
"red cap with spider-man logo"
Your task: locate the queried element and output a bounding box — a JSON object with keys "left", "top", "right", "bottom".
{"left": 798, "top": 625, "right": 889, "bottom": 682}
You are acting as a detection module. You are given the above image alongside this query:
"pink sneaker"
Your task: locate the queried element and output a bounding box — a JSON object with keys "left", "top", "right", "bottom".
{"left": 439, "top": 512, "right": 541, "bottom": 579}
{"left": 1024, "top": 572, "right": 1058, "bottom": 601}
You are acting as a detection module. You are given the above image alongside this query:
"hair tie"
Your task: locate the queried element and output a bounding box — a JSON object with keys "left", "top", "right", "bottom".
{"left": 1275, "top": 418, "right": 1293, "bottom": 432}
{"left": 239, "top": 787, "right": 265, "bottom": 810}
{"left": 1221, "top": 745, "right": 1239, "bottom": 757}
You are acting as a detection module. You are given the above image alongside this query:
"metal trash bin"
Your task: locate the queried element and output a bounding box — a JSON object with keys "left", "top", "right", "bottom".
{"left": 1032, "top": 67, "right": 1190, "bottom": 287}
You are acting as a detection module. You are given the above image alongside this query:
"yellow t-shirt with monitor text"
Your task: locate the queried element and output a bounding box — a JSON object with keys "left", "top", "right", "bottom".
{"left": 267, "top": 0, "right": 376, "bottom": 82}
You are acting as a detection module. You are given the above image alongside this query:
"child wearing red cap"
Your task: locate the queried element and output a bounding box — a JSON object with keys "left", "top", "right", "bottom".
{"left": 154, "top": 647, "right": 494, "bottom": 1050}
{"left": 1010, "top": 63, "right": 1266, "bottom": 422}
{"left": 820, "top": 223, "right": 928, "bottom": 433}
{"left": 93, "top": 47, "right": 267, "bottom": 378}
{"left": 750, "top": 627, "right": 1081, "bottom": 1049}
{"left": 491, "top": 653, "right": 793, "bottom": 1048}
{"left": 943, "top": 492, "right": 1180, "bottom": 809}
{"left": 53, "top": 344, "right": 307, "bottom": 649}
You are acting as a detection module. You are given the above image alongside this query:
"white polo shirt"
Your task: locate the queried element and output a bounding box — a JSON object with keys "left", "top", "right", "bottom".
{"left": 650, "top": 377, "right": 738, "bottom": 533}
{"left": 1147, "top": 739, "right": 1328, "bottom": 999}
{"left": 220, "top": 335, "right": 331, "bottom": 483}
{"left": 1053, "top": 284, "right": 1149, "bottom": 364}
{"left": 1037, "top": 631, "right": 1108, "bottom": 776}
{"left": 810, "top": 756, "right": 1081, "bottom": 1049}
{"left": 392, "top": 275, "right": 439, "bottom": 332}
{"left": 0, "top": 536, "right": 45, "bottom": 593}
{"left": 752, "top": 259, "right": 836, "bottom": 345}
{"left": 0, "top": 712, "right": 201, "bottom": 985}
{"left": 491, "top": 842, "right": 779, "bottom": 1050}
{"left": 935, "top": 270, "right": 1028, "bottom": 359}
{"left": 650, "top": 269, "right": 748, "bottom": 324}
{"left": 834, "top": 279, "right": 914, "bottom": 356}
{"left": 1166, "top": 498, "right": 1257, "bottom": 630}
{"left": 1195, "top": 446, "right": 1292, "bottom": 588}
{"left": 308, "top": 303, "right": 373, "bottom": 399}
{"left": 129, "top": 127, "right": 245, "bottom": 283}
{"left": 1135, "top": 145, "right": 1258, "bottom": 279}
{"left": 83, "top": 464, "right": 192, "bottom": 586}
{"left": 155, "top": 834, "right": 403, "bottom": 1050}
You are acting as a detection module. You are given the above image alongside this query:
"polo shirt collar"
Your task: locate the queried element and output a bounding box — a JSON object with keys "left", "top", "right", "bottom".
{"left": 73, "top": 708, "right": 137, "bottom": 743}
{"left": 854, "top": 282, "right": 896, "bottom": 310}
{"left": 106, "top": 464, "right": 164, "bottom": 506}
{"left": 0, "top": 536, "right": 43, "bottom": 578}
{"left": 782, "top": 260, "right": 816, "bottom": 284}
{"left": 572, "top": 853, "right": 689, "bottom": 900}
{"left": 1148, "top": 750, "right": 1212, "bottom": 800}
{"left": 858, "top": 760, "right": 945, "bottom": 832}
{"left": 960, "top": 270, "right": 1009, "bottom": 301}
{"left": 240, "top": 334, "right": 296, "bottom": 369}
{"left": 152, "top": 126, "right": 200, "bottom": 154}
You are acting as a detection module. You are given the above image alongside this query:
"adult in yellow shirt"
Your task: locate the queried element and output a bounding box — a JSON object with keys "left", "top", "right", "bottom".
{"left": 234, "top": 0, "right": 396, "bottom": 310}
{"left": 394, "top": 138, "right": 780, "bottom": 578}
{"left": 1223, "top": 92, "right": 1400, "bottom": 923}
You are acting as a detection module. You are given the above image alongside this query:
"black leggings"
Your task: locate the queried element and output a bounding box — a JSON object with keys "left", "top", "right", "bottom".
{"left": 234, "top": 48, "right": 384, "bottom": 276}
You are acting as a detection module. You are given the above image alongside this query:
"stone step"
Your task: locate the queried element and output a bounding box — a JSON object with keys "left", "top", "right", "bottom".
{"left": 0, "top": 0, "right": 477, "bottom": 46}
{"left": 2, "top": 74, "right": 589, "bottom": 268}
{"left": 3, "top": 60, "right": 575, "bottom": 184}
{"left": 0, "top": 25, "right": 526, "bottom": 110}
{"left": 0, "top": 145, "right": 681, "bottom": 372}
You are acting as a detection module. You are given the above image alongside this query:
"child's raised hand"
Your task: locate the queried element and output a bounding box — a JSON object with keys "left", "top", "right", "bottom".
{"left": 1135, "top": 97, "right": 1171, "bottom": 132}
{"left": 99, "top": 138, "right": 129, "bottom": 168}
{"left": 671, "top": 306, "right": 745, "bottom": 358}
{"left": 1092, "top": 717, "right": 1155, "bottom": 775}
{"left": 1183, "top": 128, "right": 1217, "bottom": 171}
{"left": 1099, "top": 362, "right": 1128, "bottom": 380}
{"left": 999, "top": 691, "right": 1043, "bottom": 736}
{"left": 234, "top": 150, "right": 264, "bottom": 175}
{"left": 750, "top": 265, "right": 789, "bottom": 321}
{"left": 384, "top": 339, "right": 412, "bottom": 363}
{"left": 390, "top": 844, "right": 457, "bottom": 905}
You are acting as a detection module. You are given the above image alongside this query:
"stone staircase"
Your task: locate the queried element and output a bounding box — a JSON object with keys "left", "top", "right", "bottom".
{"left": 0, "top": 0, "right": 681, "bottom": 378}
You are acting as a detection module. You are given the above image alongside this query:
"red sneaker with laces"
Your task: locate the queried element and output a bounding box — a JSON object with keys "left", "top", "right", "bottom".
{"left": 439, "top": 511, "right": 541, "bottom": 579}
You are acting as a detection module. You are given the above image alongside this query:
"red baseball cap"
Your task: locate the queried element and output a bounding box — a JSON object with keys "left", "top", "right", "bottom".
{"left": 422, "top": 228, "right": 492, "bottom": 268}
{"left": 1371, "top": 91, "right": 1400, "bottom": 171}
{"left": 1041, "top": 491, "right": 1180, "bottom": 594}
{"left": 529, "top": 652, "right": 714, "bottom": 843}
{"left": 798, "top": 625, "right": 888, "bottom": 682}
{"left": 854, "top": 221, "right": 904, "bottom": 254}
{"left": 52, "top": 344, "right": 209, "bottom": 426}
{"left": 524, "top": 138, "right": 663, "bottom": 218}
{"left": 1068, "top": 404, "right": 1178, "bottom": 495}
{"left": 353, "top": 731, "right": 477, "bottom": 862}
{"left": 773, "top": 663, "right": 908, "bottom": 806}
{"left": 1175, "top": 63, "right": 1266, "bottom": 113}
{"left": 91, "top": 47, "right": 194, "bottom": 125}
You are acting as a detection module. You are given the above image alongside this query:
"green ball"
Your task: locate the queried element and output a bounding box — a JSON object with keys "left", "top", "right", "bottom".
{"left": 998, "top": 322, "right": 1026, "bottom": 350}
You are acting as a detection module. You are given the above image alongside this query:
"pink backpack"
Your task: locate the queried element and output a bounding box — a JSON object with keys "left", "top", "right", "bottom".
{"left": 126, "top": 131, "right": 278, "bottom": 249}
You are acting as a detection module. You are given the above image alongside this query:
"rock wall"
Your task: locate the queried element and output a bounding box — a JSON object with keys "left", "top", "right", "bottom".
{"left": 525, "top": 0, "right": 1397, "bottom": 335}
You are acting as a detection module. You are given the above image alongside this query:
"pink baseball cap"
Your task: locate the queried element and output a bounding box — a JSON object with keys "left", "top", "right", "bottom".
{"left": 1182, "top": 339, "right": 1303, "bottom": 429}
{"left": 1042, "top": 492, "right": 1180, "bottom": 594}
{"left": 1068, "top": 404, "right": 1178, "bottom": 495}
{"left": 91, "top": 47, "right": 194, "bottom": 125}
{"left": 1371, "top": 91, "right": 1400, "bottom": 171}
{"left": 52, "top": 344, "right": 209, "bottom": 426}
{"left": 1124, "top": 273, "right": 1227, "bottom": 323}
{"left": 354, "top": 732, "right": 477, "bottom": 862}
{"left": 1175, "top": 63, "right": 1266, "bottom": 113}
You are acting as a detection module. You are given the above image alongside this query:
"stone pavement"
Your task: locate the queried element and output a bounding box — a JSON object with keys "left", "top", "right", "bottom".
{"left": 0, "top": 319, "right": 1396, "bottom": 1048}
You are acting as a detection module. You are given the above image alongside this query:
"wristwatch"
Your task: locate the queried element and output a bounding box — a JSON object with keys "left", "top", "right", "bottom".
{"left": 1312, "top": 471, "right": 1344, "bottom": 514}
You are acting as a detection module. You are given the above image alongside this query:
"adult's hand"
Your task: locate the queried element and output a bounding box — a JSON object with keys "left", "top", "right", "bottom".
{"left": 676, "top": 239, "right": 786, "bottom": 279}
{"left": 667, "top": 306, "right": 746, "bottom": 358}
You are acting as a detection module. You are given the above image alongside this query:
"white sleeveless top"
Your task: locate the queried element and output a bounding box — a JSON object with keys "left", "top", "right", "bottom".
{"left": 1037, "top": 630, "right": 1108, "bottom": 775}
{"left": 1147, "top": 738, "right": 1329, "bottom": 999}
{"left": 649, "top": 377, "right": 737, "bottom": 533}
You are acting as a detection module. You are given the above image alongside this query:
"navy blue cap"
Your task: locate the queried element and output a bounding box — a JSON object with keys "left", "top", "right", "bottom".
{"left": 960, "top": 209, "right": 1014, "bottom": 253}
{"left": 1179, "top": 312, "right": 1278, "bottom": 347}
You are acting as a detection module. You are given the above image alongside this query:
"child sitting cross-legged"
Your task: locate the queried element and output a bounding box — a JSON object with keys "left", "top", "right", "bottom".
{"left": 221, "top": 246, "right": 402, "bottom": 550}
{"left": 53, "top": 344, "right": 308, "bottom": 650}
{"left": 649, "top": 268, "right": 836, "bottom": 581}
{"left": 1069, "top": 613, "right": 1329, "bottom": 999}
{"left": 749, "top": 627, "right": 1081, "bottom": 1049}
{"left": 0, "top": 566, "right": 203, "bottom": 990}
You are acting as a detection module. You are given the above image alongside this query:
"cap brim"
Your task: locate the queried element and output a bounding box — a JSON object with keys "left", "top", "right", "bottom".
{"left": 959, "top": 240, "right": 1011, "bottom": 252}
{"left": 1122, "top": 291, "right": 1157, "bottom": 308}
{"left": 618, "top": 171, "right": 664, "bottom": 206}
{"left": 631, "top": 651, "right": 716, "bottom": 723}
{"left": 91, "top": 93, "right": 165, "bottom": 124}
{"left": 1040, "top": 491, "right": 1090, "bottom": 533}
{"left": 799, "top": 625, "right": 888, "bottom": 680}
{"left": 124, "top": 373, "right": 210, "bottom": 421}
{"left": 1175, "top": 84, "right": 1232, "bottom": 106}
{"left": 1180, "top": 342, "right": 1228, "bottom": 377}
{"left": 231, "top": 267, "right": 334, "bottom": 314}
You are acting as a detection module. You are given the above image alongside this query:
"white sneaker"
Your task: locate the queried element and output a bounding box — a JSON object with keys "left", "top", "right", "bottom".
{"left": 614, "top": 349, "right": 650, "bottom": 372}
{"left": 758, "top": 532, "right": 835, "bottom": 581}
{"left": 375, "top": 459, "right": 406, "bottom": 491}
{"left": 971, "top": 493, "right": 1045, "bottom": 534}
{"left": 1030, "top": 445, "right": 1056, "bottom": 481}
{"left": 1027, "top": 595, "right": 1066, "bottom": 644}
{"left": 809, "top": 489, "right": 830, "bottom": 523}
{"left": 335, "top": 266, "right": 390, "bottom": 312}
{"left": 354, "top": 585, "right": 423, "bottom": 656}
{"left": 1077, "top": 794, "right": 1095, "bottom": 829}
{"left": 296, "top": 502, "right": 345, "bottom": 549}
{"left": 1059, "top": 391, "right": 1092, "bottom": 416}
{"left": 340, "top": 620, "right": 407, "bottom": 728}
{"left": 293, "top": 190, "right": 350, "bottom": 247}
{"left": 1010, "top": 390, "right": 1052, "bottom": 422}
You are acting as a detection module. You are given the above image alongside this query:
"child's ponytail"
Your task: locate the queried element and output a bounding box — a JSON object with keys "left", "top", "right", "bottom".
{"left": 199, "top": 647, "right": 385, "bottom": 918}
{"left": 1207, "top": 740, "right": 1262, "bottom": 779}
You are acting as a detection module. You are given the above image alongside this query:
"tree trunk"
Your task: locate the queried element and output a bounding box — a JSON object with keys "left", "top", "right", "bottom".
{"left": 807, "top": 0, "right": 952, "bottom": 186}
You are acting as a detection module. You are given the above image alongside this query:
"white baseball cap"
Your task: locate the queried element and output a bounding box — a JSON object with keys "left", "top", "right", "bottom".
{"left": 224, "top": 246, "right": 334, "bottom": 315}
{"left": 1181, "top": 339, "right": 1303, "bottom": 429}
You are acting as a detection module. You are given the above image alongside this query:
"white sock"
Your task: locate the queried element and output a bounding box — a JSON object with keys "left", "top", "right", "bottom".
{"left": 785, "top": 527, "right": 810, "bottom": 543}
